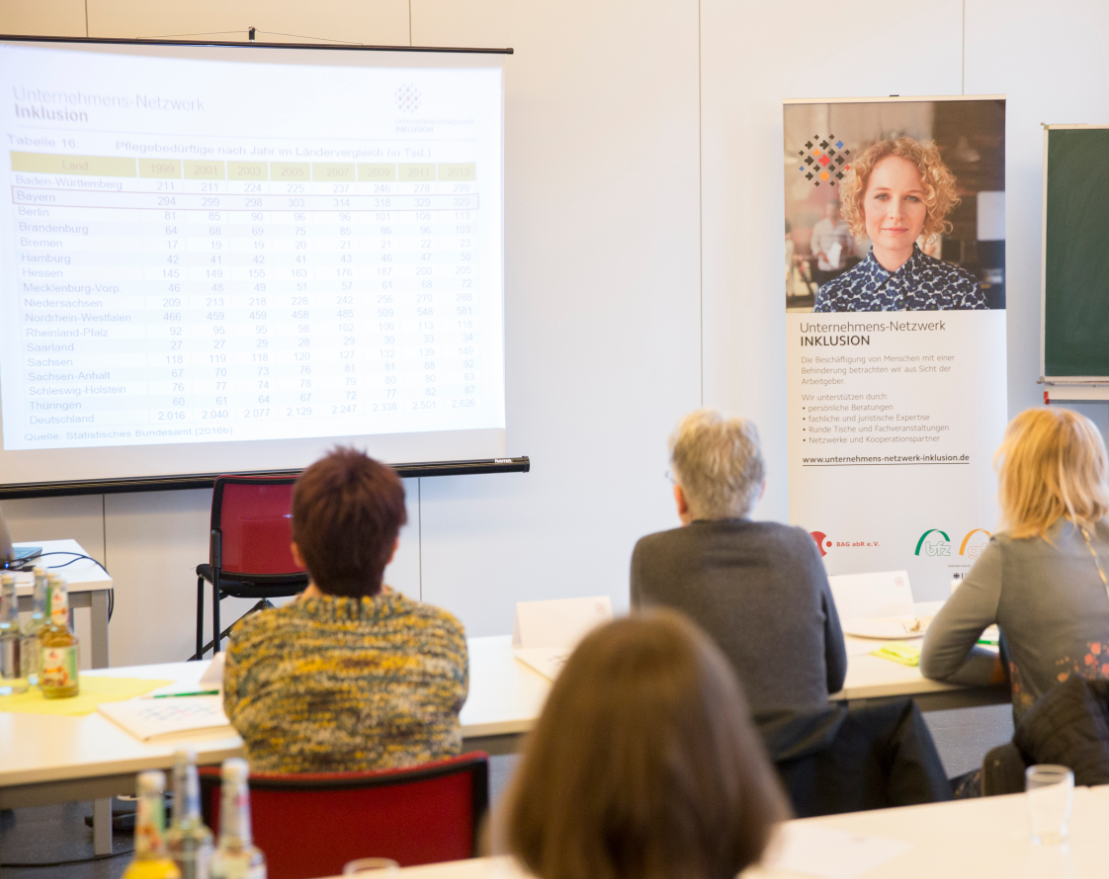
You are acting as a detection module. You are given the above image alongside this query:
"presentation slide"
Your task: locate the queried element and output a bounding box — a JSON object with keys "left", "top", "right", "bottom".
{"left": 0, "top": 40, "right": 505, "bottom": 488}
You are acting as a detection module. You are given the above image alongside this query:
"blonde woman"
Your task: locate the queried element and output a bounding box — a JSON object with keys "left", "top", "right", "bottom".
{"left": 814, "top": 136, "right": 987, "bottom": 312}
{"left": 921, "top": 408, "right": 1109, "bottom": 718}
{"left": 497, "top": 610, "right": 788, "bottom": 879}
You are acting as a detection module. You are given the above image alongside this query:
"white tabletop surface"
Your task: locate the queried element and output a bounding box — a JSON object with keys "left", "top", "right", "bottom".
{"left": 0, "top": 612, "right": 1002, "bottom": 790}
{"left": 0, "top": 661, "right": 240, "bottom": 788}
{"left": 323, "top": 787, "right": 1109, "bottom": 878}
{"left": 11, "top": 539, "right": 113, "bottom": 595}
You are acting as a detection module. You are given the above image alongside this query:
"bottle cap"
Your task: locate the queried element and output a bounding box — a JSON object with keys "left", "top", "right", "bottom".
{"left": 137, "top": 770, "right": 167, "bottom": 794}
{"left": 32, "top": 566, "right": 44, "bottom": 577}
{"left": 221, "top": 757, "right": 249, "bottom": 782}
{"left": 173, "top": 747, "right": 198, "bottom": 767}
{"left": 0, "top": 573, "right": 12, "bottom": 586}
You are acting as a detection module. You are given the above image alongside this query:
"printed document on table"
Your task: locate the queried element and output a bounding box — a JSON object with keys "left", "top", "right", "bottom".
{"left": 98, "top": 695, "right": 231, "bottom": 741}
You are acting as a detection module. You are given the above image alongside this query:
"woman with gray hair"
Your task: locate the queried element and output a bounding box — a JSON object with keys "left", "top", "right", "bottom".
{"left": 631, "top": 409, "right": 847, "bottom": 709}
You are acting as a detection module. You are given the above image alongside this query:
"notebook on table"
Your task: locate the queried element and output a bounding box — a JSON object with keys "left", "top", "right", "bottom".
{"left": 97, "top": 696, "right": 232, "bottom": 742}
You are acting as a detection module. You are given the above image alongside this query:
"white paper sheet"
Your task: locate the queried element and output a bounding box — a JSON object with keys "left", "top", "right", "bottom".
{"left": 828, "top": 571, "right": 914, "bottom": 622}
{"left": 765, "top": 824, "right": 912, "bottom": 879}
{"left": 511, "top": 596, "right": 612, "bottom": 649}
{"left": 200, "top": 653, "right": 225, "bottom": 685}
{"left": 512, "top": 647, "right": 572, "bottom": 681}
{"left": 98, "top": 696, "right": 230, "bottom": 741}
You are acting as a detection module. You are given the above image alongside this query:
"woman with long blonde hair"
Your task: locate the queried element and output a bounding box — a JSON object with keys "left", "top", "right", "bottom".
{"left": 922, "top": 408, "right": 1109, "bottom": 717}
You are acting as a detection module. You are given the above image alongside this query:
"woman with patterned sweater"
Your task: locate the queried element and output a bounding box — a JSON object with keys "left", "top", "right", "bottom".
{"left": 223, "top": 447, "right": 468, "bottom": 773}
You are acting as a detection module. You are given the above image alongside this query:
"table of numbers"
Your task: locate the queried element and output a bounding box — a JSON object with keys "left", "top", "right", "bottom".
{"left": 9, "top": 151, "right": 485, "bottom": 444}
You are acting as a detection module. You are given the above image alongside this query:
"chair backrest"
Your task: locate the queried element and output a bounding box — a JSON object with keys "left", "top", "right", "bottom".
{"left": 199, "top": 752, "right": 489, "bottom": 879}
{"left": 211, "top": 475, "right": 304, "bottom": 577}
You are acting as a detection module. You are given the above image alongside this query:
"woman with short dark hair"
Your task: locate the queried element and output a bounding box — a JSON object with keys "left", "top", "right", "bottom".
{"left": 498, "top": 610, "right": 789, "bottom": 879}
{"left": 223, "top": 447, "right": 468, "bottom": 773}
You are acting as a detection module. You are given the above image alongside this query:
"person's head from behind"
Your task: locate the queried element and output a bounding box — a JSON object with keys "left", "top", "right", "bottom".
{"left": 824, "top": 198, "right": 841, "bottom": 221}
{"left": 501, "top": 610, "right": 788, "bottom": 879}
{"left": 669, "top": 408, "right": 765, "bottom": 523}
{"left": 291, "top": 447, "right": 407, "bottom": 598}
{"left": 996, "top": 408, "right": 1109, "bottom": 540}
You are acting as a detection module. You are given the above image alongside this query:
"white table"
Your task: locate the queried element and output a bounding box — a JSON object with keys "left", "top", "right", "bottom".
{"left": 12, "top": 539, "right": 113, "bottom": 668}
{"left": 462, "top": 627, "right": 1008, "bottom": 754}
{"left": 0, "top": 627, "right": 1008, "bottom": 861}
{"left": 832, "top": 601, "right": 1008, "bottom": 712}
{"left": 326, "top": 787, "right": 1109, "bottom": 878}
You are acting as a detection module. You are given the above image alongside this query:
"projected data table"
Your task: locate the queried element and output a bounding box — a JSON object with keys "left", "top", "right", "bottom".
{"left": 8, "top": 153, "right": 486, "bottom": 446}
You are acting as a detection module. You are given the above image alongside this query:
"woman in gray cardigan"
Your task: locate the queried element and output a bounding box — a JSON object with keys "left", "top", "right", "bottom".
{"left": 631, "top": 409, "right": 847, "bottom": 710}
{"left": 921, "top": 408, "right": 1109, "bottom": 720}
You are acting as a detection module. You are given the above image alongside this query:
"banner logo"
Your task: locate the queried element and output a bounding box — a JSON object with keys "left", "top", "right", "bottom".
{"left": 914, "top": 529, "right": 951, "bottom": 557}
{"left": 914, "top": 528, "right": 992, "bottom": 558}
{"left": 959, "top": 529, "right": 992, "bottom": 558}
{"left": 810, "top": 531, "right": 832, "bottom": 557}
{"left": 794, "top": 134, "right": 851, "bottom": 187}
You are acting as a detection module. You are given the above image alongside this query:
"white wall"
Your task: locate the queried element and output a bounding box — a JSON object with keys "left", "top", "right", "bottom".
{"left": 1, "top": 0, "right": 1105, "bottom": 665}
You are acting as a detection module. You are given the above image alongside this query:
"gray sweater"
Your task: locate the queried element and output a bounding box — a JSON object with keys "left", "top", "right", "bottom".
{"left": 921, "top": 519, "right": 1109, "bottom": 720}
{"left": 630, "top": 519, "right": 847, "bottom": 710}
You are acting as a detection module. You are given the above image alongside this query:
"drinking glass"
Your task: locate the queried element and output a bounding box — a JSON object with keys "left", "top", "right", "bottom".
{"left": 1026, "top": 764, "right": 1074, "bottom": 845}
{"left": 343, "top": 858, "right": 400, "bottom": 874}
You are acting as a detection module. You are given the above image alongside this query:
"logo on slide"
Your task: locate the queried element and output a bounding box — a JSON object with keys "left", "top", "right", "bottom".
{"left": 396, "top": 84, "right": 421, "bottom": 113}
{"left": 810, "top": 531, "right": 833, "bottom": 557}
{"left": 914, "top": 529, "right": 951, "bottom": 557}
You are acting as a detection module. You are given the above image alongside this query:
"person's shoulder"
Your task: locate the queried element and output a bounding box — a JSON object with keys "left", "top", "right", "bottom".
{"left": 822, "top": 259, "right": 869, "bottom": 291}
{"left": 394, "top": 592, "right": 466, "bottom": 640}
{"left": 917, "top": 251, "right": 977, "bottom": 283}
{"left": 232, "top": 601, "right": 297, "bottom": 638}
{"left": 633, "top": 526, "right": 688, "bottom": 555}
{"left": 748, "top": 521, "right": 823, "bottom": 557}
{"left": 226, "top": 601, "right": 300, "bottom": 657}
{"left": 813, "top": 260, "right": 870, "bottom": 311}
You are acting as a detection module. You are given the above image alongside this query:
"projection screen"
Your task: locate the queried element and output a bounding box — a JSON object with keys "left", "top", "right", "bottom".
{"left": 0, "top": 38, "right": 506, "bottom": 493}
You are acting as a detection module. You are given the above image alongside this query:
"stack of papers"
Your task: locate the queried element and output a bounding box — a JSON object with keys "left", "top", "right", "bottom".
{"left": 98, "top": 696, "right": 231, "bottom": 742}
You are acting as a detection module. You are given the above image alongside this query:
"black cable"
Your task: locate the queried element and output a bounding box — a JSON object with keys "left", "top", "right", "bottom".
{"left": 30, "top": 552, "right": 110, "bottom": 577}
{"left": 7, "top": 552, "right": 115, "bottom": 623}
{"left": 0, "top": 847, "right": 133, "bottom": 868}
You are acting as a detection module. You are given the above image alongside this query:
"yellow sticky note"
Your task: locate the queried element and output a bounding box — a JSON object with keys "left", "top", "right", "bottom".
{"left": 872, "top": 643, "right": 921, "bottom": 667}
{"left": 0, "top": 677, "right": 173, "bottom": 716}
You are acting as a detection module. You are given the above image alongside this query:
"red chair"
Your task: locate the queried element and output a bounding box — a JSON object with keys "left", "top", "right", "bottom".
{"left": 198, "top": 753, "right": 490, "bottom": 879}
{"left": 194, "top": 475, "right": 308, "bottom": 659}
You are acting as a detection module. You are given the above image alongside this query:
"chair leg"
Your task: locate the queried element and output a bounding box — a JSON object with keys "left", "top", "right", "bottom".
{"left": 212, "top": 574, "right": 221, "bottom": 655}
{"left": 196, "top": 576, "right": 205, "bottom": 660}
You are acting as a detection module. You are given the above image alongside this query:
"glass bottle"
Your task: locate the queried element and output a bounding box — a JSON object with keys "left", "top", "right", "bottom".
{"left": 209, "top": 759, "right": 266, "bottom": 879}
{"left": 0, "top": 573, "right": 26, "bottom": 695}
{"left": 166, "top": 748, "right": 214, "bottom": 879}
{"left": 123, "top": 770, "right": 182, "bottom": 879}
{"left": 20, "top": 566, "right": 47, "bottom": 686}
{"left": 39, "top": 575, "right": 79, "bottom": 699}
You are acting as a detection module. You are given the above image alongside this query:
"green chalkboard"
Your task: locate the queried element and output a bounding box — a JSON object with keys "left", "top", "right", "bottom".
{"left": 1045, "top": 128, "right": 1109, "bottom": 377}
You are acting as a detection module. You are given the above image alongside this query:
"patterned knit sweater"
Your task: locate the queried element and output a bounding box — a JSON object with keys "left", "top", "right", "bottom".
{"left": 223, "top": 589, "right": 468, "bottom": 773}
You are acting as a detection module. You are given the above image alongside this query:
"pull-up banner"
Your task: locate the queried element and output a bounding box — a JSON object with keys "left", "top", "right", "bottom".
{"left": 783, "top": 96, "right": 1007, "bottom": 600}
